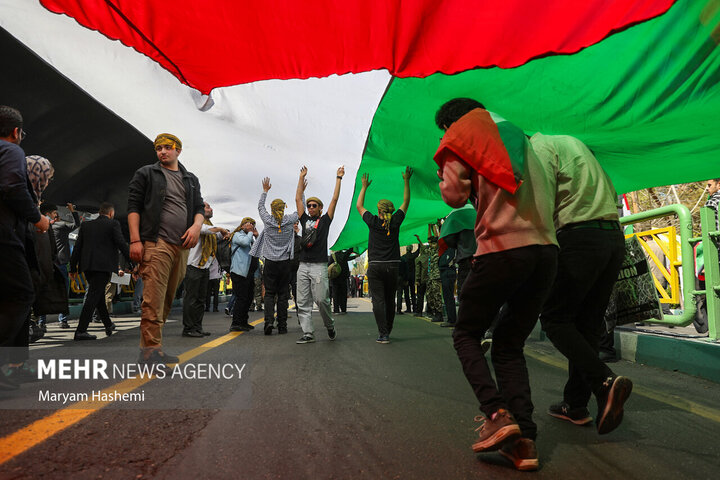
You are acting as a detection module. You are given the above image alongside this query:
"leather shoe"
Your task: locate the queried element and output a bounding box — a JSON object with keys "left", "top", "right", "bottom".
{"left": 60, "top": 321, "right": 70, "bottom": 329}
{"left": 74, "top": 331, "right": 97, "bottom": 341}
{"left": 182, "top": 330, "right": 204, "bottom": 338}
{"left": 230, "top": 325, "right": 250, "bottom": 332}
{"left": 105, "top": 322, "right": 117, "bottom": 336}
{"left": 200, "top": 330, "right": 211, "bottom": 336}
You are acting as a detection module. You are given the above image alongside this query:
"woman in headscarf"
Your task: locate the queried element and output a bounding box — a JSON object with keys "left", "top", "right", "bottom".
{"left": 356, "top": 166, "right": 413, "bottom": 343}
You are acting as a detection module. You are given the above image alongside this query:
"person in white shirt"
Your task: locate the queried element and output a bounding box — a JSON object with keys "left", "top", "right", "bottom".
{"left": 182, "top": 202, "right": 229, "bottom": 337}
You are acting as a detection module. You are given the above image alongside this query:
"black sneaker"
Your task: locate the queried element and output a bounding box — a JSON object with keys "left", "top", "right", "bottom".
{"left": 224, "top": 307, "right": 230, "bottom": 316}
{"left": 327, "top": 328, "right": 337, "bottom": 340}
{"left": 596, "top": 376, "right": 633, "bottom": 434}
{"left": 230, "top": 325, "right": 251, "bottom": 332}
{"left": 296, "top": 334, "right": 315, "bottom": 344}
{"left": 548, "top": 401, "right": 593, "bottom": 425}
{"left": 376, "top": 335, "right": 390, "bottom": 344}
{"left": 264, "top": 324, "right": 274, "bottom": 336}
{"left": 278, "top": 326, "right": 288, "bottom": 334}
{"left": 499, "top": 438, "right": 539, "bottom": 471}
{"left": 60, "top": 321, "right": 70, "bottom": 329}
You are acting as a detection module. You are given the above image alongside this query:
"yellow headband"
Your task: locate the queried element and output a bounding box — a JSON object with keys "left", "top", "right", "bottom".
{"left": 153, "top": 133, "right": 182, "bottom": 150}
{"left": 241, "top": 217, "right": 256, "bottom": 226}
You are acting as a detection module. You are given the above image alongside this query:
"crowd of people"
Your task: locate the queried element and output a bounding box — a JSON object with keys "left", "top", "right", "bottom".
{"left": 3, "top": 101, "right": 718, "bottom": 472}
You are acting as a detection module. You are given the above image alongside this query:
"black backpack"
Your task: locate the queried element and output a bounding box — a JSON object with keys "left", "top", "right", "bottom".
{"left": 216, "top": 238, "right": 233, "bottom": 271}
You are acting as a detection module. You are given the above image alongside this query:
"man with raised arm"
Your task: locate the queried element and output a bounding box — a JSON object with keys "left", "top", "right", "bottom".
{"left": 249, "top": 177, "right": 299, "bottom": 335}
{"left": 356, "top": 166, "right": 413, "bottom": 343}
{"left": 294, "top": 166, "right": 345, "bottom": 344}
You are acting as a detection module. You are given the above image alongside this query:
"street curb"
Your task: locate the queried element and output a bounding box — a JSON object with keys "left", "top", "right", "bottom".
{"left": 530, "top": 323, "right": 720, "bottom": 383}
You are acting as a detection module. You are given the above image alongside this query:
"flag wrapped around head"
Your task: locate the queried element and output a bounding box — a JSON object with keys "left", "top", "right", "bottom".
{"left": 434, "top": 108, "right": 525, "bottom": 194}
{"left": 153, "top": 133, "right": 182, "bottom": 150}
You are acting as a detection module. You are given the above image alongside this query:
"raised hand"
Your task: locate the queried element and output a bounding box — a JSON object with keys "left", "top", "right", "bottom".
{"left": 337, "top": 166, "right": 345, "bottom": 178}
{"left": 403, "top": 166, "right": 414, "bottom": 181}
{"left": 361, "top": 173, "right": 372, "bottom": 188}
{"left": 300, "top": 166, "right": 308, "bottom": 178}
{"left": 262, "top": 177, "right": 271, "bottom": 192}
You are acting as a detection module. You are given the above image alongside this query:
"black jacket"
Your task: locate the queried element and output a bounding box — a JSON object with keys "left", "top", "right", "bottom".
{"left": 127, "top": 161, "right": 204, "bottom": 243}
{"left": 0, "top": 140, "right": 41, "bottom": 252}
{"left": 70, "top": 215, "right": 131, "bottom": 274}
{"left": 32, "top": 227, "right": 69, "bottom": 316}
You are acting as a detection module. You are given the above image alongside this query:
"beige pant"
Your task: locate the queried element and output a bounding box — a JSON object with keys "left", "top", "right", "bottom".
{"left": 139, "top": 239, "right": 189, "bottom": 350}
{"left": 104, "top": 281, "right": 114, "bottom": 314}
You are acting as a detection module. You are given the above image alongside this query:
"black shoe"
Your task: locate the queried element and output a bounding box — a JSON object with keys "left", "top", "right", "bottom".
{"left": 5, "top": 364, "right": 39, "bottom": 384}
{"left": 264, "top": 324, "right": 274, "bottom": 336}
{"left": 599, "top": 351, "right": 618, "bottom": 363}
{"left": 278, "top": 326, "right": 288, "bottom": 334}
{"left": 105, "top": 322, "right": 117, "bottom": 336}
{"left": 224, "top": 307, "right": 230, "bottom": 316}
{"left": 296, "top": 334, "right": 315, "bottom": 344}
{"left": 547, "top": 401, "right": 593, "bottom": 425}
{"left": 328, "top": 328, "right": 337, "bottom": 340}
{"left": 60, "top": 321, "right": 70, "bottom": 329}
{"left": 39, "top": 323, "right": 47, "bottom": 333}
{"left": 0, "top": 372, "right": 19, "bottom": 391}
{"left": 230, "top": 325, "right": 251, "bottom": 332}
{"left": 440, "top": 322, "right": 455, "bottom": 328}
{"left": 182, "top": 330, "right": 204, "bottom": 338}
{"left": 596, "top": 376, "right": 633, "bottom": 435}
{"left": 431, "top": 316, "right": 443, "bottom": 322}
{"left": 396, "top": 310, "right": 404, "bottom": 315}
{"left": 200, "top": 330, "right": 211, "bottom": 336}
{"left": 245, "top": 323, "right": 255, "bottom": 330}
{"left": 74, "top": 331, "right": 97, "bottom": 340}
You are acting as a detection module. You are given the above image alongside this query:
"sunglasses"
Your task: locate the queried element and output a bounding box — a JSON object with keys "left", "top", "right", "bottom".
{"left": 19, "top": 128, "right": 27, "bottom": 140}
{"left": 307, "top": 203, "right": 319, "bottom": 208}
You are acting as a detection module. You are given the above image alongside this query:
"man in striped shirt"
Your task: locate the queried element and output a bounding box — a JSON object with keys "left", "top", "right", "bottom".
{"left": 249, "top": 177, "right": 299, "bottom": 335}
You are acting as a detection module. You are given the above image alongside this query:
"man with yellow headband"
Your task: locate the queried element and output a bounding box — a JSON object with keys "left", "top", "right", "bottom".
{"left": 293, "top": 165, "right": 345, "bottom": 344}
{"left": 127, "top": 133, "right": 205, "bottom": 365}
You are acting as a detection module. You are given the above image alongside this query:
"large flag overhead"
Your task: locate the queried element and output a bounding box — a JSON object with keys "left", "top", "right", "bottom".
{"left": 39, "top": 0, "right": 674, "bottom": 93}
{"left": 2, "top": 0, "right": 718, "bottom": 251}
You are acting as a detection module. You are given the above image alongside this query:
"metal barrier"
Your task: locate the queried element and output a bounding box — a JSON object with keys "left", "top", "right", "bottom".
{"left": 620, "top": 204, "right": 719, "bottom": 340}
{"left": 620, "top": 205, "right": 697, "bottom": 327}
{"left": 634, "top": 226, "right": 680, "bottom": 304}
{"left": 693, "top": 206, "right": 720, "bottom": 340}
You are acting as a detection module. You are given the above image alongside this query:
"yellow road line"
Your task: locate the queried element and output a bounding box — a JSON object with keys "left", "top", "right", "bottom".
{"left": 0, "top": 320, "right": 262, "bottom": 465}
{"left": 525, "top": 349, "right": 720, "bottom": 424}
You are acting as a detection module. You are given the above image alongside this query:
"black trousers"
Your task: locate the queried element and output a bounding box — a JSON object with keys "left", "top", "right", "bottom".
{"left": 456, "top": 257, "right": 471, "bottom": 297}
{"left": 182, "top": 265, "right": 209, "bottom": 333}
{"left": 77, "top": 271, "right": 113, "bottom": 333}
{"left": 440, "top": 268, "right": 457, "bottom": 324}
{"left": 230, "top": 272, "right": 254, "bottom": 327}
{"left": 367, "top": 263, "right": 399, "bottom": 336}
{"left": 0, "top": 245, "right": 34, "bottom": 365}
{"left": 264, "top": 259, "right": 291, "bottom": 328}
{"left": 205, "top": 278, "right": 220, "bottom": 311}
{"left": 415, "top": 282, "right": 426, "bottom": 314}
{"left": 332, "top": 276, "right": 348, "bottom": 312}
{"left": 540, "top": 228, "right": 625, "bottom": 408}
{"left": 453, "top": 245, "right": 558, "bottom": 440}
{"left": 395, "top": 281, "right": 411, "bottom": 312}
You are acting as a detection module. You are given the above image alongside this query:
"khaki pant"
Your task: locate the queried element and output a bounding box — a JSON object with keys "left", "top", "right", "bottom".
{"left": 104, "top": 281, "right": 114, "bottom": 314}
{"left": 139, "top": 239, "right": 189, "bottom": 351}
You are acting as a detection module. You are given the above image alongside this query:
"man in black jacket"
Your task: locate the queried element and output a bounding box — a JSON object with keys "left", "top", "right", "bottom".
{"left": 0, "top": 106, "right": 49, "bottom": 390}
{"left": 70, "top": 202, "right": 131, "bottom": 340}
{"left": 127, "top": 133, "right": 205, "bottom": 365}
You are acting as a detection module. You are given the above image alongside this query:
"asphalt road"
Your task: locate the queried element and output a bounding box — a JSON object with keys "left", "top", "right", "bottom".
{"left": 1, "top": 298, "right": 719, "bottom": 479}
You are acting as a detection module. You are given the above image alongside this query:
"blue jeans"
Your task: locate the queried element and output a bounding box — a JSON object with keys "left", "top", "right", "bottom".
{"left": 38, "top": 264, "right": 70, "bottom": 325}
{"left": 133, "top": 277, "right": 144, "bottom": 312}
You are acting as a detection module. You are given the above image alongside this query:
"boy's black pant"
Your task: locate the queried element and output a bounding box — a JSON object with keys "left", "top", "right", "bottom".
{"left": 454, "top": 244, "right": 558, "bottom": 440}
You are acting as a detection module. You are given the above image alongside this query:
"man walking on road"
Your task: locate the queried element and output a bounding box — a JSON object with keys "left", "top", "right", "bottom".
{"left": 128, "top": 133, "right": 205, "bottom": 365}
{"left": 69, "top": 202, "right": 131, "bottom": 340}
{"left": 0, "top": 106, "right": 49, "bottom": 391}
{"left": 434, "top": 98, "right": 558, "bottom": 471}
{"left": 294, "top": 166, "right": 344, "bottom": 344}
{"left": 532, "top": 133, "right": 632, "bottom": 435}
